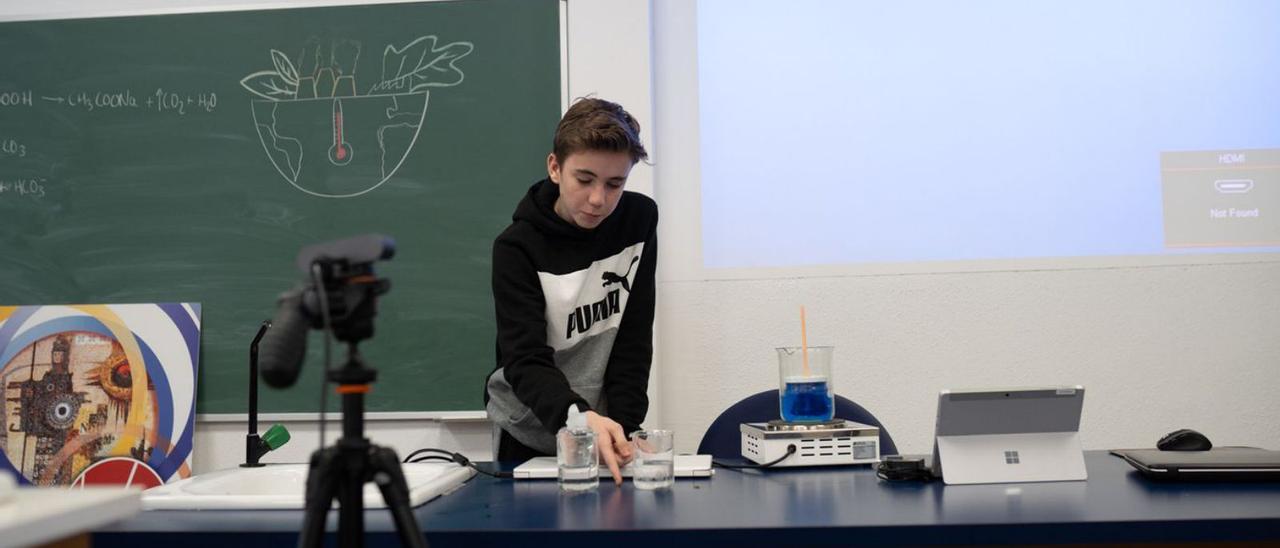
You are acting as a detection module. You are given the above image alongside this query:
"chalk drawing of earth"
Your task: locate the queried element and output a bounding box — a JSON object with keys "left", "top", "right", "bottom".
{"left": 251, "top": 92, "right": 428, "bottom": 198}
{"left": 242, "top": 36, "right": 471, "bottom": 198}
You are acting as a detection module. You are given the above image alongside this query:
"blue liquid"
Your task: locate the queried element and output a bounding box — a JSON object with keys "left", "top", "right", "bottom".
{"left": 781, "top": 380, "right": 833, "bottom": 422}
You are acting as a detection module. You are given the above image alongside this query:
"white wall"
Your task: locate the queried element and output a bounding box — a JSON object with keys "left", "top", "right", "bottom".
{"left": 12, "top": 0, "right": 1274, "bottom": 473}
{"left": 651, "top": 0, "right": 1280, "bottom": 455}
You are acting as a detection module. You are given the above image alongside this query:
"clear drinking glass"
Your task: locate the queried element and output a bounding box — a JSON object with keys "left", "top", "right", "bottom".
{"left": 777, "top": 346, "right": 835, "bottom": 422}
{"left": 631, "top": 429, "right": 675, "bottom": 490}
{"left": 557, "top": 427, "right": 599, "bottom": 492}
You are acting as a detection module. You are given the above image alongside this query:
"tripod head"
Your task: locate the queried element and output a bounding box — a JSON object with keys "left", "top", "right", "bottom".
{"left": 259, "top": 234, "right": 394, "bottom": 388}
{"left": 303, "top": 254, "right": 391, "bottom": 344}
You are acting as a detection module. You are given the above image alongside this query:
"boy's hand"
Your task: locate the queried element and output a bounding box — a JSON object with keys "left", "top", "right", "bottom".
{"left": 585, "top": 410, "right": 633, "bottom": 485}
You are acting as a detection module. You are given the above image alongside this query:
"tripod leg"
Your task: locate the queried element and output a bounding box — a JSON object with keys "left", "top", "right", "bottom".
{"left": 338, "top": 442, "right": 366, "bottom": 548}
{"left": 298, "top": 447, "right": 339, "bottom": 548}
{"left": 369, "top": 446, "right": 427, "bottom": 548}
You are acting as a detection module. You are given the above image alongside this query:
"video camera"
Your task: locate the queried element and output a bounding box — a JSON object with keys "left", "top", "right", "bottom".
{"left": 259, "top": 234, "right": 395, "bottom": 388}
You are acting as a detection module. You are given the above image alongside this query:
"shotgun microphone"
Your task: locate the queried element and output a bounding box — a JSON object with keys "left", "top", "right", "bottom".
{"left": 259, "top": 287, "right": 311, "bottom": 389}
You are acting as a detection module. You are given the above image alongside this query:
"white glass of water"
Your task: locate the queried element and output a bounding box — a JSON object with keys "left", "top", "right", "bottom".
{"left": 557, "top": 427, "right": 598, "bottom": 492}
{"left": 631, "top": 429, "right": 674, "bottom": 490}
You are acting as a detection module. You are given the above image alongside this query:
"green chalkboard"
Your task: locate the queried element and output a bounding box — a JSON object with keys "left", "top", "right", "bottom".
{"left": 0, "top": 0, "right": 561, "bottom": 413}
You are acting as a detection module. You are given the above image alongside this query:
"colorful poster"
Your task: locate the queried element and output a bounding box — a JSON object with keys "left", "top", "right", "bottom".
{"left": 0, "top": 304, "right": 199, "bottom": 487}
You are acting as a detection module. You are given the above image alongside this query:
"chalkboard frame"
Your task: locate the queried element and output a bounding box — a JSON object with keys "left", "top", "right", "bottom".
{"left": 0, "top": 0, "right": 569, "bottom": 416}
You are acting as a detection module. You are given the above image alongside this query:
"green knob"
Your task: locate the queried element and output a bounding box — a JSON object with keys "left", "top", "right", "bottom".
{"left": 262, "top": 424, "right": 291, "bottom": 451}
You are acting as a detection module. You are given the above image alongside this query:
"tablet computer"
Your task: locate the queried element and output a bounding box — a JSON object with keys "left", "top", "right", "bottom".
{"left": 932, "top": 386, "right": 1087, "bottom": 484}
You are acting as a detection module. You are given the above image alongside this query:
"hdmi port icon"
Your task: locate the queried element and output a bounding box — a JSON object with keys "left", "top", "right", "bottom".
{"left": 1214, "top": 179, "right": 1254, "bottom": 194}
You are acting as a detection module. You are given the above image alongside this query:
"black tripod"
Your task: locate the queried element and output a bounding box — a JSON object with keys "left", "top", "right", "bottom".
{"left": 297, "top": 343, "right": 426, "bottom": 548}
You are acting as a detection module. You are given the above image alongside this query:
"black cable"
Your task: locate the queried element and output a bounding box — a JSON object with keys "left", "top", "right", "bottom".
{"left": 466, "top": 466, "right": 512, "bottom": 479}
{"left": 403, "top": 448, "right": 454, "bottom": 462}
{"left": 408, "top": 456, "right": 454, "bottom": 463}
{"left": 311, "top": 263, "right": 332, "bottom": 451}
{"left": 403, "top": 448, "right": 513, "bottom": 479}
{"left": 712, "top": 444, "right": 797, "bottom": 469}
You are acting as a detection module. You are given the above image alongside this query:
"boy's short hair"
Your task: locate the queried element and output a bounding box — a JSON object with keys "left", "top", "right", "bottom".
{"left": 552, "top": 98, "right": 648, "bottom": 165}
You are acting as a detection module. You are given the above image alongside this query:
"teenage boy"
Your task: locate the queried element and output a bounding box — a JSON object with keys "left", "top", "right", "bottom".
{"left": 485, "top": 98, "right": 656, "bottom": 485}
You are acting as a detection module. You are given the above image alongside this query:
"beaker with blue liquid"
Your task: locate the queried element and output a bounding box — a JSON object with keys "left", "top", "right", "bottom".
{"left": 777, "top": 346, "right": 835, "bottom": 422}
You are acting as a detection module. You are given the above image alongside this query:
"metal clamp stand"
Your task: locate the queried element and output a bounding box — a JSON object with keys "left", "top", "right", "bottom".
{"left": 297, "top": 344, "right": 426, "bottom": 548}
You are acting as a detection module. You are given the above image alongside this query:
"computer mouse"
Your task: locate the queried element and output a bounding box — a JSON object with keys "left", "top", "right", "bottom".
{"left": 1157, "top": 429, "right": 1212, "bottom": 451}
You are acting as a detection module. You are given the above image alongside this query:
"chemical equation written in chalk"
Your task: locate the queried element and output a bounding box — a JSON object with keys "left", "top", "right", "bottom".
{"left": 1, "top": 138, "right": 27, "bottom": 158}
{"left": 0, "top": 91, "right": 33, "bottom": 107}
{"left": 0, "top": 177, "right": 48, "bottom": 199}
{"left": 25, "top": 88, "right": 218, "bottom": 115}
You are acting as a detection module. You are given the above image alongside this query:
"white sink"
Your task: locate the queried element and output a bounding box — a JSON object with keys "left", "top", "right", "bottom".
{"left": 142, "top": 463, "right": 474, "bottom": 510}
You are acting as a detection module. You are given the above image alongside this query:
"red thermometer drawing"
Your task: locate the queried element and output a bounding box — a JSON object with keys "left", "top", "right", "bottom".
{"left": 328, "top": 98, "right": 353, "bottom": 165}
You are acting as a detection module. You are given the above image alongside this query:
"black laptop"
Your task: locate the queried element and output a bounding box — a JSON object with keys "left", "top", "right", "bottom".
{"left": 1112, "top": 447, "right": 1280, "bottom": 481}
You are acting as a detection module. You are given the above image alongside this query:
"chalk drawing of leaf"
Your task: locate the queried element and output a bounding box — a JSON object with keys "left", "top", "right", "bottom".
{"left": 271, "top": 50, "right": 300, "bottom": 86}
{"left": 241, "top": 71, "right": 296, "bottom": 101}
{"left": 369, "top": 36, "right": 473, "bottom": 94}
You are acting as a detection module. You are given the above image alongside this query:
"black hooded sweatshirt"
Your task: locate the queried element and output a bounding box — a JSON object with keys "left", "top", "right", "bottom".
{"left": 484, "top": 178, "right": 658, "bottom": 454}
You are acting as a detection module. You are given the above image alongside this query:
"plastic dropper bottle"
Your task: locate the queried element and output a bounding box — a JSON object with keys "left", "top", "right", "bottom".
{"left": 556, "top": 404, "right": 598, "bottom": 492}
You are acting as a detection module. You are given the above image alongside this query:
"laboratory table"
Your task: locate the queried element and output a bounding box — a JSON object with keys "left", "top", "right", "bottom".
{"left": 95, "top": 451, "right": 1280, "bottom": 547}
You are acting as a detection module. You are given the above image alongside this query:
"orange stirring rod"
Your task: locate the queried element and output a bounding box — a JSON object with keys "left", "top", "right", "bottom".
{"left": 800, "top": 305, "right": 811, "bottom": 377}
